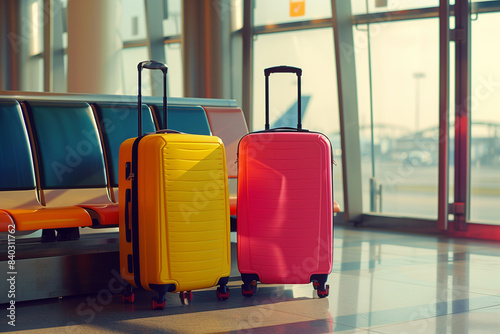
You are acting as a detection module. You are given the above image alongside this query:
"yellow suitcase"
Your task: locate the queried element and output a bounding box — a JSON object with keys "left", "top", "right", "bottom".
{"left": 118, "top": 61, "right": 231, "bottom": 309}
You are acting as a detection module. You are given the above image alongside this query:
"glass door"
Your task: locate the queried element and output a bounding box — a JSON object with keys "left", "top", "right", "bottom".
{"left": 441, "top": 0, "right": 500, "bottom": 230}
{"left": 469, "top": 10, "right": 500, "bottom": 225}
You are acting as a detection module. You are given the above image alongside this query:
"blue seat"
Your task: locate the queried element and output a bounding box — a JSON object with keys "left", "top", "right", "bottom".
{"left": 27, "top": 101, "right": 108, "bottom": 189}
{"left": 0, "top": 99, "right": 36, "bottom": 191}
{"left": 152, "top": 105, "right": 212, "bottom": 135}
{"left": 93, "top": 102, "right": 156, "bottom": 188}
{"left": 0, "top": 100, "right": 95, "bottom": 233}
{"left": 23, "top": 100, "right": 118, "bottom": 232}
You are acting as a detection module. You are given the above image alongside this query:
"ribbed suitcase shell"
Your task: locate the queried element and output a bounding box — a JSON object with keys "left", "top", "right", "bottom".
{"left": 237, "top": 131, "right": 333, "bottom": 284}
{"left": 119, "top": 133, "right": 231, "bottom": 293}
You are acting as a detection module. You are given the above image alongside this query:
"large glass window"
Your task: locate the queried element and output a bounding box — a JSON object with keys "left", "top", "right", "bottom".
{"left": 121, "top": 46, "right": 152, "bottom": 95}
{"left": 254, "top": 0, "right": 332, "bottom": 26}
{"left": 119, "top": 0, "right": 147, "bottom": 41}
{"left": 351, "top": 0, "right": 439, "bottom": 15}
{"left": 164, "top": 43, "right": 183, "bottom": 97}
{"left": 120, "top": 0, "right": 182, "bottom": 97}
{"left": 470, "top": 12, "right": 500, "bottom": 224}
{"left": 162, "top": 0, "right": 182, "bottom": 36}
{"left": 252, "top": 28, "right": 344, "bottom": 210}
{"left": 120, "top": 0, "right": 149, "bottom": 96}
{"left": 163, "top": 0, "right": 183, "bottom": 97}
{"left": 355, "top": 19, "right": 440, "bottom": 218}
{"left": 24, "top": 0, "right": 44, "bottom": 92}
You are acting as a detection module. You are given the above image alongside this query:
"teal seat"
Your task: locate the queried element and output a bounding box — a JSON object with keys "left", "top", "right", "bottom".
{"left": 152, "top": 105, "right": 212, "bottom": 135}
{"left": 26, "top": 101, "right": 107, "bottom": 189}
{"left": 94, "top": 103, "right": 156, "bottom": 187}
{"left": 2, "top": 100, "right": 104, "bottom": 234}
{"left": 0, "top": 100, "right": 36, "bottom": 190}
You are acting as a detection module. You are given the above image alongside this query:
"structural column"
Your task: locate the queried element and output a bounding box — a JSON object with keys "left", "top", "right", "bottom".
{"left": 67, "top": 0, "right": 123, "bottom": 94}
{"left": 0, "top": 0, "right": 21, "bottom": 91}
{"left": 438, "top": 0, "right": 450, "bottom": 230}
{"left": 182, "top": 0, "right": 231, "bottom": 99}
{"left": 453, "top": 0, "right": 471, "bottom": 231}
{"left": 331, "top": 0, "right": 363, "bottom": 222}
{"left": 241, "top": 0, "right": 253, "bottom": 128}
{"left": 0, "top": 1, "right": 6, "bottom": 91}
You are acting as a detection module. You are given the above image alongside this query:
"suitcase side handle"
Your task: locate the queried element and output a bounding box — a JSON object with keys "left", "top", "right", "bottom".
{"left": 264, "top": 65, "right": 302, "bottom": 130}
{"left": 137, "top": 60, "right": 168, "bottom": 136}
{"left": 125, "top": 188, "right": 132, "bottom": 243}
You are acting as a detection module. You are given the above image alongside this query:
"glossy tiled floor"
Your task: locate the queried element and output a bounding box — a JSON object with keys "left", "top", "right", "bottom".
{"left": 3, "top": 224, "right": 500, "bottom": 333}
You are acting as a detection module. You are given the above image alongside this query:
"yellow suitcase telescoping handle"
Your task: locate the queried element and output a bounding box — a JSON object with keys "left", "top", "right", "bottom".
{"left": 137, "top": 60, "right": 168, "bottom": 136}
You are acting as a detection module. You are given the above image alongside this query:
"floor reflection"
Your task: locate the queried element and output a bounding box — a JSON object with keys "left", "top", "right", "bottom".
{"left": 4, "top": 224, "right": 500, "bottom": 333}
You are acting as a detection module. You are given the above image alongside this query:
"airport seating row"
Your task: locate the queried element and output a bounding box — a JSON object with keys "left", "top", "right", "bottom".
{"left": 0, "top": 97, "right": 247, "bottom": 239}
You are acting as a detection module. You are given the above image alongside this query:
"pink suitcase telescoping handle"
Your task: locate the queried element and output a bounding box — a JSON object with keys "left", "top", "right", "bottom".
{"left": 264, "top": 65, "right": 302, "bottom": 131}
{"left": 137, "top": 60, "right": 168, "bottom": 136}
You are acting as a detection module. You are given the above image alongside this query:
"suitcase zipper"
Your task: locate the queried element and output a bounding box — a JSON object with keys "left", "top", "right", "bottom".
{"left": 125, "top": 162, "right": 135, "bottom": 180}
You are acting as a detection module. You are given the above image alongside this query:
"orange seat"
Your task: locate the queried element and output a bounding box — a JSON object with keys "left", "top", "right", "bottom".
{"left": 2, "top": 206, "right": 92, "bottom": 231}
{"left": 78, "top": 203, "right": 119, "bottom": 226}
{"left": 333, "top": 200, "right": 340, "bottom": 213}
{"left": 0, "top": 210, "right": 14, "bottom": 232}
{"left": 230, "top": 197, "right": 237, "bottom": 216}
{"left": 41, "top": 189, "right": 119, "bottom": 226}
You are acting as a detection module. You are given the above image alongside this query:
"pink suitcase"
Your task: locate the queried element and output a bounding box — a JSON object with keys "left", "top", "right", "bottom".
{"left": 237, "top": 66, "right": 333, "bottom": 298}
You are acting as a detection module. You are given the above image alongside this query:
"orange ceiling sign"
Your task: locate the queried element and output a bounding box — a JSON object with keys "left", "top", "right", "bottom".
{"left": 290, "top": 0, "right": 305, "bottom": 17}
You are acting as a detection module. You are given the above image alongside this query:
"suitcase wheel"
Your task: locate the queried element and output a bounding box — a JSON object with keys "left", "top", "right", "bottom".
{"left": 317, "top": 284, "right": 329, "bottom": 298}
{"left": 180, "top": 291, "right": 193, "bottom": 305}
{"left": 241, "top": 281, "right": 257, "bottom": 297}
{"left": 122, "top": 293, "right": 135, "bottom": 304}
{"left": 216, "top": 286, "right": 230, "bottom": 301}
{"left": 313, "top": 281, "right": 320, "bottom": 290}
{"left": 122, "top": 285, "right": 135, "bottom": 303}
{"left": 152, "top": 296, "right": 166, "bottom": 310}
